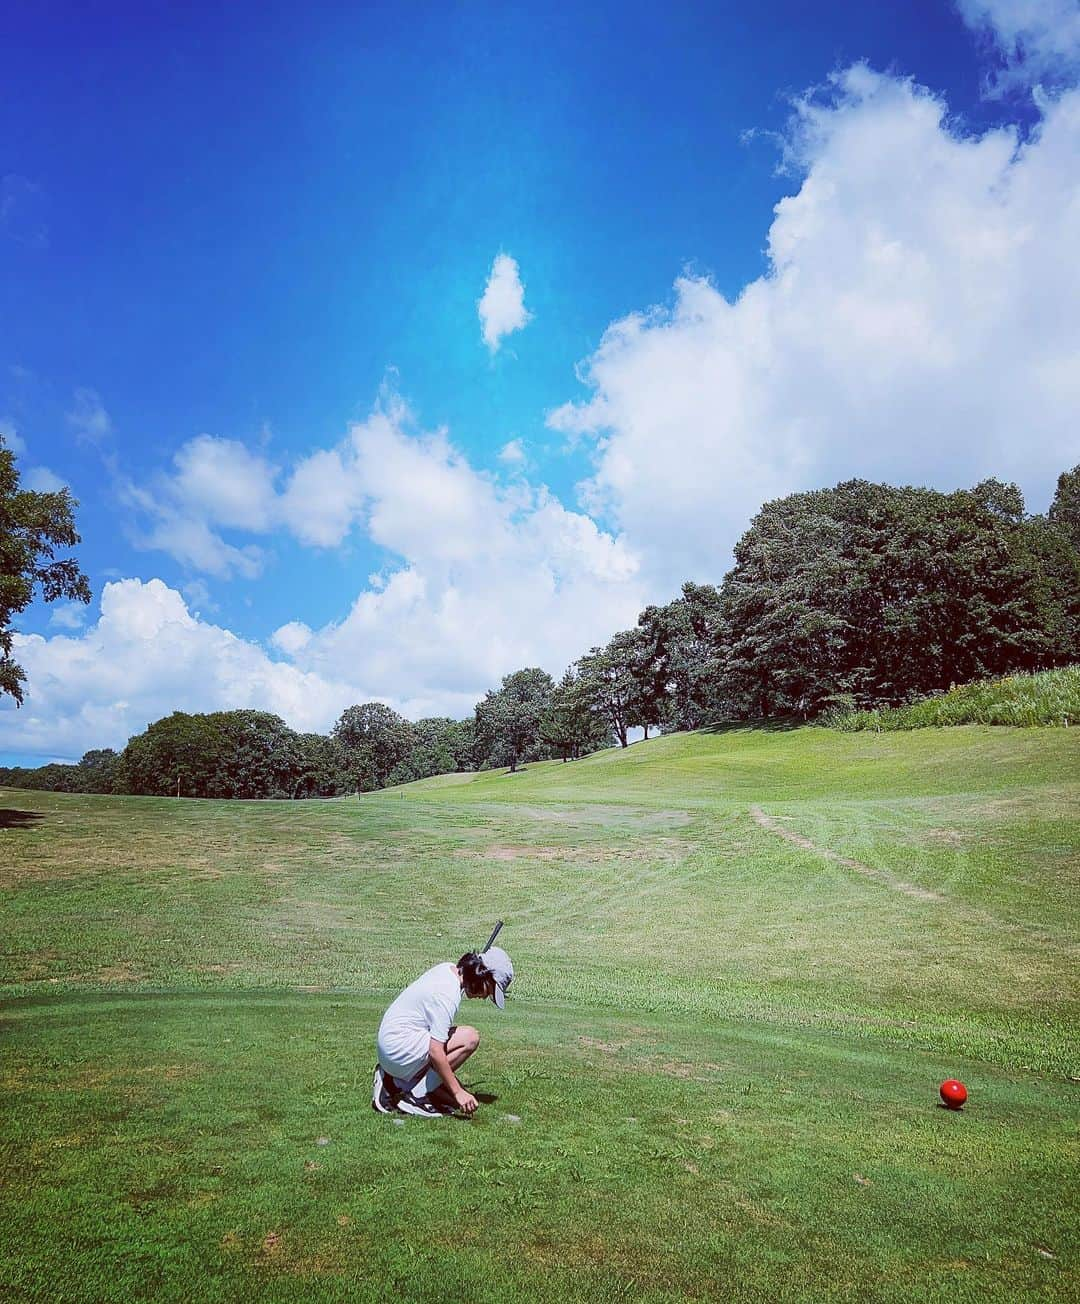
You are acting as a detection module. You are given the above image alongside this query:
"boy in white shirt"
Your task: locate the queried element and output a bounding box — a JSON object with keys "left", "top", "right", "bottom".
{"left": 373, "top": 946, "right": 514, "bottom": 1117}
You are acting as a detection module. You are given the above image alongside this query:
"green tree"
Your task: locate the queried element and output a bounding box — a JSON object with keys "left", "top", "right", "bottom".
{"left": 387, "top": 716, "right": 476, "bottom": 785}
{"left": 637, "top": 582, "right": 728, "bottom": 731}
{"left": 121, "top": 710, "right": 310, "bottom": 798}
{"left": 721, "top": 477, "right": 1079, "bottom": 718}
{"left": 576, "top": 636, "right": 643, "bottom": 748}
{"left": 1, "top": 435, "right": 91, "bottom": 703}
{"left": 541, "top": 668, "right": 612, "bottom": 761}
{"left": 294, "top": 733, "right": 352, "bottom": 797}
{"left": 122, "top": 711, "right": 227, "bottom": 797}
{"left": 1049, "top": 464, "right": 1080, "bottom": 554}
{"left": 475, "top": 668, "right": 555, "bottom": 772}
{"left": 332, "top": 702, "right": 416, "bottom": 792}
{"left": 75, "top": 748, "right": 123, "bottom": 793}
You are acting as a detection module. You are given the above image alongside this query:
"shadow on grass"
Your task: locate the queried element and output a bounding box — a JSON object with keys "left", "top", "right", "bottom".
{"left": 697, "top": 716, "right": 804, "bottom": 735}
{"left": 0, "top": 808, "right": 45, "bottom": 831}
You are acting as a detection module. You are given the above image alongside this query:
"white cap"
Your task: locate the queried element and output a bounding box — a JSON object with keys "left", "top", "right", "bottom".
{"left": 480, "top": 945, "right": 513, "bottom": 1008}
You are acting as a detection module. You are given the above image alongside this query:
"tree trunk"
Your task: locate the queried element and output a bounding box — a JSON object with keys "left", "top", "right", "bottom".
{"left": 642, "top": 724, "right": 649, "bottom": 740}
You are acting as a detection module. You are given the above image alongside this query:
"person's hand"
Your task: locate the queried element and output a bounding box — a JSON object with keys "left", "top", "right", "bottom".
{"left": 455, "top": 1089, "right": 479, "bottom": 1115}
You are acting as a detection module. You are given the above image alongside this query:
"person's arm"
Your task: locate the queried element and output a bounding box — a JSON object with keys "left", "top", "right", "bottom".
{"left": 428, "top": 1038, "right": 478, "bottom": 1114}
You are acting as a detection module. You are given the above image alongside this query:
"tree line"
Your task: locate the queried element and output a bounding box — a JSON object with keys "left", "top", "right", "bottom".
{"left": 2, "top": 466, "right": 1077, "bottom": 799}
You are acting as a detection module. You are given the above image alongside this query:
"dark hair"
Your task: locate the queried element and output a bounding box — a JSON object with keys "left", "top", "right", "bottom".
{"left": 458, "top": 952, "right": 491, "bottom": 998}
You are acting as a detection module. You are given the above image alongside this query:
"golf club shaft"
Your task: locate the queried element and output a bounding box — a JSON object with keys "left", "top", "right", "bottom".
{"left": 482, "top": 920, "right": 503, "bottom": 952}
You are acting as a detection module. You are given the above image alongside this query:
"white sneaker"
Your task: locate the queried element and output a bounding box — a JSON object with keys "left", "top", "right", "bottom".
{"left": 371, "top": 1064, "right": 400, "bottom": 1114}
{"left": 395, "top": 1091, "right": 451, "bottom": 1118}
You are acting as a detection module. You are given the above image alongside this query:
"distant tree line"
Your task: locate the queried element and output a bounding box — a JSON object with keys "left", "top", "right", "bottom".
{"left": 3, "top": 467, "right": 1077, "bottom": 798}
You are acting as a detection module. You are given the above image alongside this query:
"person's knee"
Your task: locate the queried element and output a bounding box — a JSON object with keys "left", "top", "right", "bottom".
{"left": 459, "top": 1025, "right": 480, "bottom": 1052}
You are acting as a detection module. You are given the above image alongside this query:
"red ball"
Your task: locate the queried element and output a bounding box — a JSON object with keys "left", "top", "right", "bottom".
{"left": 940, "top": 1079, "right": 967, "bottom": 1109}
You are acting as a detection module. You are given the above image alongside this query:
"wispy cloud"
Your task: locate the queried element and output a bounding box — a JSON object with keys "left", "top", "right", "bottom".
{"left": 23, "top": 466, "right": 68, "bottom": 493}
{"left": 67, "top": 388, "right": 112, "bottom": 444}
{"left": 0, "top": 174, "right": 48, "bottom": 249}
{"left": 0, "top": 420, "right": 26, "bottom": 456}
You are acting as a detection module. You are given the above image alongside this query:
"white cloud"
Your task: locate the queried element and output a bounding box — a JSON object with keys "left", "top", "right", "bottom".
{"left": 550, "top": 65, "right": 1080, "bottom": 589}
{"left": 22, "top": 466, "right": 67, "bottom": 493}
{"left": 48, "top": 602, "right": 88, "bottom": 631}
{"left": 171, "top": 434, "right": 278, "bottom": 531}
{"left": 478, "top": 253, "right": 532, "bottom": 353}
{"left": 280, "top": 447, "right": 362, "bottom": 547}
{"left": 498, "top": 438, "right": 527, "bottom": 464}
{"left": 120, "top": 436, "right": 275, "bottom": 578}
{"left": 120, "top": 473, "right": 266, "bottom": 579}
{"left": 276, "top": 402, "right": 644, "bottom": 713}
{"left": 271, "top": 620, "right": 313, "bottom": 655}
{"left": 0, "top": 420, "right": 25, "bottom": 456}
{"left": 3, "top": 403, "right": 646, "bottom": 757}
{"left": 958, "top": 0, "right": 1080, "bottom": 91}
{"left": 67, "top": 387, "right": 111, "bottom": 443}
{"left": 2, "top": 579, "right": 351, "bottom": 759}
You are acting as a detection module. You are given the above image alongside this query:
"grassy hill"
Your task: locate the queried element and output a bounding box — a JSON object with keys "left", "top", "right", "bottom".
{"left": 2, "top": 725, "right": 1077, "bottom": 1301}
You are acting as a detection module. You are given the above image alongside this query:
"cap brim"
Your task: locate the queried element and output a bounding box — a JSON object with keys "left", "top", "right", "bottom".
{"left": 492, "top": 983, "right": 506, "bottom": 1009}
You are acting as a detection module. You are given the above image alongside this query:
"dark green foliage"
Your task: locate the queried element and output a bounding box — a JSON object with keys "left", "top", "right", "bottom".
{"left": 721, "top": 478, "right": 1080, "bottom": 717}
{"left": 1049, "top": 464, "right": 1080, "bottom": 553}
{"left": 121, "top": 710, "right": 315, "bottom": 799}
{"left": 637, "top": 581, "right": 727, "bottom": 730}
{"left": 575, "top": 631, "right": 655, "bottom": 747}
{"left": 332, "top": 702, "right": 416, "bottom": 792}
{"left": 387, "top": 716, "right": 476, "bottom": 785}
{"left": 0, "top": 436, "right": 91, "bottom": 704}
{"left": 541, "top": 668, "right": 614, "bottom": 761}
{"left": 474, "top": 667, "right": 555, "bottom": 771}
{"left": 293, "top": 732, "right": 352, "bottom": 797}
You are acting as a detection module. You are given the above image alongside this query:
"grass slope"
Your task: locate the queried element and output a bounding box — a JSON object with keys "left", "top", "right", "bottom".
{"left": 2, "top": 725, "right": 1078, "bottom": 1301}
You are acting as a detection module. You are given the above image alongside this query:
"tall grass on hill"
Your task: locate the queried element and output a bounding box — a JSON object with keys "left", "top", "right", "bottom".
{"left": 828, "top": 665, "right": 1080, "bottom": 731}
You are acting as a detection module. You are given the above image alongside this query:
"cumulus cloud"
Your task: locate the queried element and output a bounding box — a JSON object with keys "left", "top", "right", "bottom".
{"left": 550, "top": 64, "right": 1080, "bottom": 588}
{"left": 271, "top": 620, "right": 313, "bottom": 656}
{"left": 2, "top": 579, "right": 351, "bottom": 759}
{"left": 6, "top": 402, "right": 646, "bottom": 757}
{"left": 119, "top": 435, "right": 277, "bottom": 578}
{"left": 171, "top": 434, "right": 278, "bottom": 531}
{"left": 272, "top": 401, "right": 644, "bottom": 717}
{"left": 48, "top": 602, "right": 88, "bottom": 631}
{"left": 478, "top": 253, "right": 532, "bottom": 352}
{"left": 958, "top": 0, "right": 1080, "bottom": 92}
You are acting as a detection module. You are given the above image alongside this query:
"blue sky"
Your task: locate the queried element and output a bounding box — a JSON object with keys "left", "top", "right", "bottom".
{"left": 3, "top": 0, "right": 1079, "bottom": 762}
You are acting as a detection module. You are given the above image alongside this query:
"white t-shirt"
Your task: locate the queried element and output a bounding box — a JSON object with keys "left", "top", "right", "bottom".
{"left": 377, "top": 963, "right": 462, "bottom": 1077}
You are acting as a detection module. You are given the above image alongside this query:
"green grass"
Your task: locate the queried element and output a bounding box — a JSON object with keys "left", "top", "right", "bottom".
{"left": 2, "top": 724, "right": 1078, "bottom": 1300}
{"left": 828, "top": 665, "right": 1080, "bottom": 730}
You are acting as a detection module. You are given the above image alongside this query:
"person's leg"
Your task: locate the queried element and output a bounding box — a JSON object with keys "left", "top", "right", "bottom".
{"left": 400, "top": 1026, "right": 481, "bottom": 1101}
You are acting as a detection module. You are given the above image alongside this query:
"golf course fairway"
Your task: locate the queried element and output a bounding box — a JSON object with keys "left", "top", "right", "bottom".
{"left": 2, "top": 724, "right": 1077, "bottom": 1301}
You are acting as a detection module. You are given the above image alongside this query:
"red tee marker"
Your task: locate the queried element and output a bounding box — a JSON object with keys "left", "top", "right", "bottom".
{"left": 939, "top": 1079, "right": 967, "bottom": 1109}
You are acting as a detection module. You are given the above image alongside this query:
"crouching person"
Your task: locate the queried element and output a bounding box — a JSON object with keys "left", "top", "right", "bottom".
{"left": 372, "top": 946, "right": 513, "bottom": 1117}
